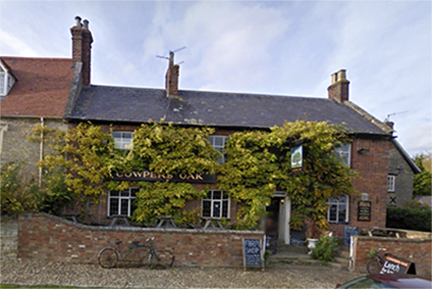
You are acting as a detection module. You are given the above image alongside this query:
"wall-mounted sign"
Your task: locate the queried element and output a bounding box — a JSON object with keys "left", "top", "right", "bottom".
{"left": 111, "top": 171, "right": 216, "bottom": 183}
{"left": 358, "top": 201, "right": 371, "bottom": 222}
{"left": 291, "top": 145, "right": 303, "bottom": 173}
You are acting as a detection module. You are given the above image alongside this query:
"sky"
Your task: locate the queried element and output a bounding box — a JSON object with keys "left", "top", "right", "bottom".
{"left": 0, "top": 1, "right": 431, "bottom": 157}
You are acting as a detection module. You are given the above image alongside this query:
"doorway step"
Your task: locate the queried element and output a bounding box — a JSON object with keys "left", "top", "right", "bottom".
{"left": 267, "top": 241, "right": 349, "bottom": 270}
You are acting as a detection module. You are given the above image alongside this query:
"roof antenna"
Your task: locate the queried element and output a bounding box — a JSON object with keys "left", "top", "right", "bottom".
{"left": 384, "top": 110, "right": 409, "bottom": 122}
{"left": 157, "top": 46, "right": 186, "bottom": 67}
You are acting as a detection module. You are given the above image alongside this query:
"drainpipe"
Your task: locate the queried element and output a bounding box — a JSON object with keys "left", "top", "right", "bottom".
{"left": 39, "top": 117, "right": 44, "bottom": 187}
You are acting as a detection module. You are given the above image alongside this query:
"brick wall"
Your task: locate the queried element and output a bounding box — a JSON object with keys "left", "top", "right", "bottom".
{"left": 1, "top": 217, "right": 18, "bottom": 260}
{"left": 18, "top": 213, "right": 264, "bottom": 267}
{"left": 330, "top": 137, "right": 391, "bottom": 236}
{"left": 352, "top": 234, "right": 432, "bottom": 276}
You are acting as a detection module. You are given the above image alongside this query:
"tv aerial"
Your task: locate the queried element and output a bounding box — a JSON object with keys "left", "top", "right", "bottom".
{"left": 384, "top": 110, "right": 408, "bottom": 122}
{"left": 157, "top": 46, "right": 186, "bottom": 66}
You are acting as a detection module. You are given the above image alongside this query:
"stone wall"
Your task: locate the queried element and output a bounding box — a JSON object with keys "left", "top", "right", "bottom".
{"left": 388, "top": 146, "right": 414, "bottom": 207}
{"left": 351, "top": 232, "right": 432, "bottom": 276}
{"left": 0, "top": 117, "right": 67, "bottom": 176}
{"left": 0, "top": 217, "right": 18, "bottom": 260}
{"left": 18, "top": 213, "right": 264, "bottom": 267}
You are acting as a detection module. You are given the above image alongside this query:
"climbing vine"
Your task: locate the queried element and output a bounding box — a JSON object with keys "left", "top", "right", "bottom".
{"left": 33, "top": 120, "right": 354, "bottom": 231}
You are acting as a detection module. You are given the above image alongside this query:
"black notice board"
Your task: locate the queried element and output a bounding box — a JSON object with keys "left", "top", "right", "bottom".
{"left": 380, "top": 254, "right": 416, "bottom": 275}
{"left": 242, "top": 238, "right": 263, "bottom": 270}
{"left": 343, "top": 226, "right": 359, "bottom": 246}
{"left": 358, "top": 201, "right": 371, "bottom": 222}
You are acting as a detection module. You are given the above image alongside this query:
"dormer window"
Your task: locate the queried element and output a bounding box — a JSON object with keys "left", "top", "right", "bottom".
{"left": 0, "top": 61, "right": 16, "bottom": 98}
{"left": 112, "top": 132, "right": 133, "bottom": 150}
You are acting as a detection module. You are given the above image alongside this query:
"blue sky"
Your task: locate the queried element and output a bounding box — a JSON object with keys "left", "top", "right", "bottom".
{"left": 1, "top": 1, "right": 430, "bottom": 157}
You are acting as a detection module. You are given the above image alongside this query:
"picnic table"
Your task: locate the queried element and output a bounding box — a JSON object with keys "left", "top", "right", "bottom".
{"left": 156, "top": 215, "right": 177, "bottom": 228}
{"left": 109, "top": 215, "right": 130, "bottom": 227}
{"left": 201, "top": 217, "right": 226, "bottom": 230}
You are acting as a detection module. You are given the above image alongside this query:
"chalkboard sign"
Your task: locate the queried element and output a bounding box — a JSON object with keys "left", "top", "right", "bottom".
{"left": 242, "top": 238, "right": 263, "bottom": 270}
{"left": 358, "top": 201, "right": 371, "bottom": 222}
{"left": 343, "top": 226, "right": 359, "bottom": 246}
{"left": 380, "top": 254, "right": 416, "bottom": 275}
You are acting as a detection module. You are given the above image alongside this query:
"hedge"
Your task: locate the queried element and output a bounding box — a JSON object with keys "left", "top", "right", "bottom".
{"left": 386, "top": 207, "right": 431, "bottom": 232}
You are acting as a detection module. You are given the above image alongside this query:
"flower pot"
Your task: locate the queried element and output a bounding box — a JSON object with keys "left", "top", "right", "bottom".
{"left": 307, "top": 238, "right": 318, "bottom": 254}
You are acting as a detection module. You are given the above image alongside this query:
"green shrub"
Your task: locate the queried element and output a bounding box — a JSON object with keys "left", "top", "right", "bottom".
{"left": 310, "top": 236, "right": 339, "bottom": 265}
{"left": 386, "top": 207, "right": 431, "bottom": 232}
{"left": 0, "top": 162, "right": 38, "bottom": 215}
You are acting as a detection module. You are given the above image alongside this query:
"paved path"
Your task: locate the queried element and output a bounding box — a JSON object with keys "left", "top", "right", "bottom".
{"left": 1, "top": 259, "right": 362, "bottom": 288}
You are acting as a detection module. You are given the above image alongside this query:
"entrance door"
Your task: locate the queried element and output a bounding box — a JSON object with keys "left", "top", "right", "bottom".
{"left": 265, "top": 196, "right": 291, "bottom": 245}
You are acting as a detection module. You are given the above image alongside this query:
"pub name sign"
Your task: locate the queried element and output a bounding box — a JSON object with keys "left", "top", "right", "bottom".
{"left": 111, "top": 170, "right": 216, "bottom": 183}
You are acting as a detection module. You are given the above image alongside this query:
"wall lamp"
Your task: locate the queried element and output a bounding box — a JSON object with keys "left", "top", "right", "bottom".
{"left": 357, "top": 148, "right": 370, "bottom": 154}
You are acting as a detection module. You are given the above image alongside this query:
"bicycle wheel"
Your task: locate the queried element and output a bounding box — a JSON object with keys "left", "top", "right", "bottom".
{"left": 150, "top": 250, "right": 175, "bottom": 269}
{"left": 367, "top": 259, "right": 381, "bottom": 275}
{"left": 98, "top": 248, "right": 119, "bottom": 268}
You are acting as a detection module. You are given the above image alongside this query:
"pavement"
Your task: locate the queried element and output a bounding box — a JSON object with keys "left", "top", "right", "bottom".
{"left": 1, "top": 258, "right": 363, "bottom": 288}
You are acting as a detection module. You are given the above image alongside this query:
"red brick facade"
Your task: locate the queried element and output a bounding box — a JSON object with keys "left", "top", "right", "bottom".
{"left": 329, "top": 136, "right": 391, "bottom": 236}
{"left": 18, "top": 213, "right": 263, "bottom": 267}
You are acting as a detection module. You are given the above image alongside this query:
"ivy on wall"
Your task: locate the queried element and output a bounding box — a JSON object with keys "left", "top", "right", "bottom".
{"left": 33, "top": 120, "right": 354, "bottom": 231}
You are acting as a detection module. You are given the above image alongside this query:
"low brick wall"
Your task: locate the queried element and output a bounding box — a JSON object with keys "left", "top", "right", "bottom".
{"left": 18, "top": 213, "right": 264, "bottom": 267}
{"left": 352, "top": 232, "right": 431, "bottom": 276}
{"left": 1, "top": 217, "right": 18, "bottom": 260}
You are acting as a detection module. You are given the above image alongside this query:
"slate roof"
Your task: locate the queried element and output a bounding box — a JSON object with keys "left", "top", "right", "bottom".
{"left": 0, "top": 57, "right": 74, "bottom": 117}
{"left": 69, "top": 85, "right": 389, "bottom": 135}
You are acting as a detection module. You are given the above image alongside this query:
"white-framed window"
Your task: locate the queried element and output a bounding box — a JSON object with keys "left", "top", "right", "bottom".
{"left": 202, "top": 190, "right": 230, "bottom": 219}
{"left": 112, "top": 132, "right": 133, "bottom": 150}
{"left": 108, "top": 188, "right": 138, "bottom": 216}
{"left": 0, "top": 123, "right": 7, "bottom": 153}
{"left": 327, "top": 195, "right": 349, "bottom": 223}
{"left": 387, "top": 175, "right": 396, "bottom": 192}
{"left": 207, "top": 135, "right": 229, "bottom": 164}
{"left": 0, "top": 63, "right": 16, "bottom": 98}
{"left": 334, "top": 143, "right": 351, "bottom": 167}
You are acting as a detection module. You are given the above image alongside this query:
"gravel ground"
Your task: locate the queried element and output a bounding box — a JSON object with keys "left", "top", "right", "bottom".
{"left": 1, "top": 259, "right": 362, "bottom": 289}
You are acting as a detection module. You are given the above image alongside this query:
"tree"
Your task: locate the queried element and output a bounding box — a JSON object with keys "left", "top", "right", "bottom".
{"left": 413, "top": 154, "right": 432, "bottom": 196}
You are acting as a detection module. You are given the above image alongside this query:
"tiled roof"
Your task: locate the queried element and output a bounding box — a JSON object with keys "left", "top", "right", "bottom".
{"left": 69, "top": 85, "right": 389, "bottom": 135}
{"left": 0, "top": 57, "right": 74, "bottom": 117}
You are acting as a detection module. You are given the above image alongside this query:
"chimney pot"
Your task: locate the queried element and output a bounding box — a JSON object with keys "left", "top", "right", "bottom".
{"left": 75, "top": 16, "right": 82, "bottom": 27}
{"left": 83, "top": 19, "right": 89, "bottom": 30}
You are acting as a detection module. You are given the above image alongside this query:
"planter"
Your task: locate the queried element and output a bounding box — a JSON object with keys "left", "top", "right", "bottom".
{"left": 307, "top": 238, "right": 318, "bottom": 254}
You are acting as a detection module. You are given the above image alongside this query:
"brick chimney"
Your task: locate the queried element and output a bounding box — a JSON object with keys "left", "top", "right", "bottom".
{"left": 165, "top": 51, "right": 179, "bottom": 97}
{"left": 70, "top": 16, "right": 93, "bottom": 86}
{"left": 328, "top": 69, "right": 350, "bottom": 102}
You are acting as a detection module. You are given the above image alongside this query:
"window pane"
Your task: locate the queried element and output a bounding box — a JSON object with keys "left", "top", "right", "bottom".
{"left": 122, "top": 132, "right": 132, "bottom": 139}
{"left": 213, "top": 191, "right": 222, "bottom": 199}
{"left": 130, "top": 188, "right": 139, "bottom": 197}
{"left": 212, "top": 201, "right": 221, "bottom": 218}
{"left": 338, "top": 204, "right": 347, "bottom": 222}
{"left": 109, "top": 199, "right": 119, "bottom": 216}
{"left": 328, "top": 205, "right": 337, "bottom": 222}
{"left": 222, "top": 200, "right": 229, "bottom": 217}
{"left": 110, "top": 191, "right": 119, "bottom": 197}
{"left": 202, "top": 200, "right": 211, "bottom": 217}
{"left": 112, "top": 132, "right": 121, "bottom": 138}
{"left": 339, "top": 195, "right": 347, "bottom": 203}
{"left": 120, "top": 199, "right": 129, "bottom": 215}
{"left": 214, "top": 137, "right": 223, "bottom": 146}
{"left": 121, "top": 191, "right": 129, "bottom": 197}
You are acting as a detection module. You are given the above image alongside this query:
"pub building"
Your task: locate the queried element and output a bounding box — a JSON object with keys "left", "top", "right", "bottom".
{"left": 62, "top": 17, "right": 415, "bottom": 243}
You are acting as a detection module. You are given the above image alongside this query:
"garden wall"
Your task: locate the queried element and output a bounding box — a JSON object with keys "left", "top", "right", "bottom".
{"left": 0, "top": 217, "right": 18, "bottom": 260}
{"left": 351, "top": 230, "right": 431, "bottom": 276}
{"left": 17, "top": 213, "right": 264, "bottom": 267}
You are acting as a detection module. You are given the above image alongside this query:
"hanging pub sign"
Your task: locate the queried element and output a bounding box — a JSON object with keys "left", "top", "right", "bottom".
{"left": 111, "top": 171, "right": 216, "bottom": 183}
{"left": 358, "top": 201, "right": 371, "bottom": 222}
{"left": 291, "top": 145, "right": 303, "bottom": 173}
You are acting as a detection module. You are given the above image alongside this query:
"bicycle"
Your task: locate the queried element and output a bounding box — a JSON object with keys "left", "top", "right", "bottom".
{"left": 98, "top": 237, "right": 174, "bottom": 269}
{"left": 367, "top": 247, "right": 388, "bottom": 274}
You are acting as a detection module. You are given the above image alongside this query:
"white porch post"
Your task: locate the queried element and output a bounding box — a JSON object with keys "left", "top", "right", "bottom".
{"left": 278, "top": 196, "right": 291, "bottom": 245}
